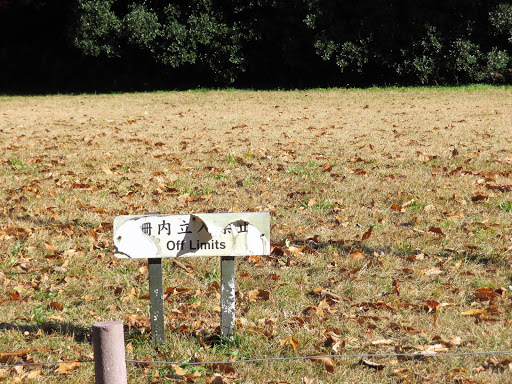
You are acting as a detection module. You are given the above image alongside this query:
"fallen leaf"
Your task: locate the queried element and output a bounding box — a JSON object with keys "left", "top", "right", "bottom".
{"left": 415, "top": 344, "right": 449, "bottom": 354}
{"left": 0, "top": 368, "right": 9, "bottom": 379}
{"left": 425, "top": 300, "right": 440, "bottom": 326}
{"left": 172, "top": 364, "right": 186, "bottom": 376}
{"left": 8, "top": 291, "right": 23, "bottom": 301}
{"left": 208, "top": 374, "right": 225, "bottom": 384}
{"left": 413, "top": 216, "right": 423, "bottom": 225}
{"left": 88, "top": 228, "right": 98, "bottom": 241}
{"left": 471, "top": 194, "right": 489, "bottom": 202}
{"left": 424, "top": 204, "right": 435, "bottom": 212}
{"left": 428, "top": 226, "right": 445, "bottom": 236}
{"left": 313, "top": 286, "right": 324, "bottom": 296}
{"left": 56, "top": 361, "right": 81, "bottom": 373}
{"left": 361, "top": 226, "right": 373, "bottom": 241}
{"left": 248, "top": 255, "right": 263, "bottom": 265}
{"left": 0, "top": 227, "right": 31, "bottom": 239}
{"left": 324, "top": 332, "right": 345, "bottom": 353}
{"left": 482, "top": 357, "right": 512, "bottom": 371}
{"left": 281, "top": 336, "right": 300, "bottom": 351}
{"left": 26, "top": 370, "right": 43, "bottom": 379}
{"left": 302, "top": 305, "right": 325, "bottom": 317}
{"left": 0, "top": 349, "right": 33, "bottom": 364}
{"left": 419, "top": 267, "right": 443, "bottom": 276}
{"left": 445, "top": 211, "right": 464, "bottom": 220}
{"left": 289, "top": 336, "right": 300, "bottom": 351}
{"left": 443, "top": 368, "right": 467, "bottom": 376}
{"left": 393, "top": 368, "right": 411, "bottom": 380}
{"left": 44, "top": 241, "right": 58, "bottom": 253}
{"left": 390, "top": 204, "right": 404, "bottom": 212}
{"left": 172, "top": 259, "right": 196, "bottom": 276}
{"left": 360, "top": 359, "right": 385, "bottom": 370}
{"left": 474, "top": 289, "right": 499, "bottom": 302}
{"left": 114, "top": 286, "right": 123, "bottom": 296}
{"left": 371, "top": 339, "right": 395, "bottom": 346}
{"left": 439, "top": 336, "right": 462, "bottom": 347}
{"left": 51, "top": 266, "right": 67, "bottom": 274}
{"left": 49, "top": 301, "right": 64, "bottom": 311}
{"left": 310, "top": 357, "right": 334, "bottom": 373}
{"left": 210, "top": 363, "right": 236, "bottom": 375}
{"left": 417, "top": 153, "right": 436, "bottom": 162}
{"left": 268, "top": 273, "right": 280, "bottom": 281}
{"left": 392, "top": 279, "right": 400, "bottom": 296}
{"left": 270, "top": 246, "right": 285, "bottom": 256}
{"left": 425, "top": 300, "right": 439, "bottom": 312}
{"left": 248, "top": 289, "right": 270, "bottom": 301}
{"left": 461, "top": 308, "right": 487, "bottom": 316}
{"left": 348, "top": 250, "right": 365, "bottom": 260}
{"left": 47, "top": 314, "right": 65, "bottom": 322}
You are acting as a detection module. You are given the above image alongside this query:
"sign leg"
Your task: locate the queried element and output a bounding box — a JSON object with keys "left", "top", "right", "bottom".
{"left": 148, "top": 258, "right": 165, "bottom": 345}
{"left": 220, "top": 256, "right": 236, "bottom": 340}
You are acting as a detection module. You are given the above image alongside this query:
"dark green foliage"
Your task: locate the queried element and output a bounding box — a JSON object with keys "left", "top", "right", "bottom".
{"left": 490, "top": 3, "right": 512, "bottom": 43}
{"left": 73, "top": 0, "right": 122, "bottom": 57}
{"left": 0, "top": 0, "right": 511, "bottom": 91}
{"left": 305, "top": 0, "right": 512, "bottom": 85}
{"left": 71, "top": 0, "right": 250, "bottom": 84}
{"left": 69, "top": 0, "right": 512, "bottom": 86}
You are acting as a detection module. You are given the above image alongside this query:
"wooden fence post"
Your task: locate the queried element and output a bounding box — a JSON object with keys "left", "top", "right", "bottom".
{"left": 92, "top": 321, "right": 127, "bottom": 384}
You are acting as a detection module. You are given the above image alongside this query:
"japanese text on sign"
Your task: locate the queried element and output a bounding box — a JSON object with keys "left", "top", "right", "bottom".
{"left": 113, "top": 212, "right": 270, "bottom": 259}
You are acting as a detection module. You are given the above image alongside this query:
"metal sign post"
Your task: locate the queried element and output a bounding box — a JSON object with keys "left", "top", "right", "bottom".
{"left": 148, "top": 258, "right": 165, "bottom": 344}
{"left": 220, "top": 256, "right": 236, "bottom": 340}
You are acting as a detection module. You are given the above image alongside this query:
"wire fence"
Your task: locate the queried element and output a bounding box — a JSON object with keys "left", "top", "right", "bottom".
{"left": 2, "top": 350, "right": 512, "bottom": 369}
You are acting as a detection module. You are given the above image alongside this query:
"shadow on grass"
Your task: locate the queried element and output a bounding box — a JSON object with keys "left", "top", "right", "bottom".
{"left": 0, "top": 321, "right": 92, "bottom": 343}
{"left": 273, "top": 236, "right": 507, "bottom": 266}
{"left": 0, "top": 211, "right": 104, "bottom": 231}
{"left": 0, "top": 321, "right": 226, "bottom": 354}
{"left": 124, "top": 325, "right": 229, "bottom": 350}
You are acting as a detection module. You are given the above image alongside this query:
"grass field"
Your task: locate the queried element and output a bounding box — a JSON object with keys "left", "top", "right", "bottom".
{"left": 1, "top": 87, "right": 512, "bottom": 383}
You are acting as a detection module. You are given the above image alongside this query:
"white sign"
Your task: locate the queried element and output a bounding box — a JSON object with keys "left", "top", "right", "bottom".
{"left": 113, "top": 212, "right": 270, "bottom": 258}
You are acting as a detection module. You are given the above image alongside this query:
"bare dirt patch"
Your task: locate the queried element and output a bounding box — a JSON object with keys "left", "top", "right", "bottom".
{"left": 1, "top": 88, "right": 512, "bottom": 383}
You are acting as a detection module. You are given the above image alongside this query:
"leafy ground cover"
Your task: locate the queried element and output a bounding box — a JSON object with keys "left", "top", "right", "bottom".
{"left": 1, "top": 87, "right": 512, "bottom": 383}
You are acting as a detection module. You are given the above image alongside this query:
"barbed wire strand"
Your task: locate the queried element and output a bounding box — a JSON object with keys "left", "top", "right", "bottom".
{"left": 3, "top": 350, "right": 511, "bottom": 369}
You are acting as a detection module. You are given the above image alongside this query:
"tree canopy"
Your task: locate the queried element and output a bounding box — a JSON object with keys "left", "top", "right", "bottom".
{"left": 1, "top": 0, "right": 511, "bottom": 92}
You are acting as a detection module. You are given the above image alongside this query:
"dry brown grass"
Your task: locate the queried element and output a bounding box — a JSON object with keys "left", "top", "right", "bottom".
{"left": 1, "top": 87, "right": 512, "bottom": 383}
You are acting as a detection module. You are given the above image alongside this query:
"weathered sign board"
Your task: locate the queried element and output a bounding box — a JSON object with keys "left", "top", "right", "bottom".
{"left": 114, "top": 212, "right": 270, "bottom": 259}
{"left": 113, "top": 212, "right": 270, "bottom": 343}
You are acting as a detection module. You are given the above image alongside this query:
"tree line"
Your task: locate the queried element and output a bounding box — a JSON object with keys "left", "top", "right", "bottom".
{"left": 1, "top": 0, "right": 511, "bottom": 92}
